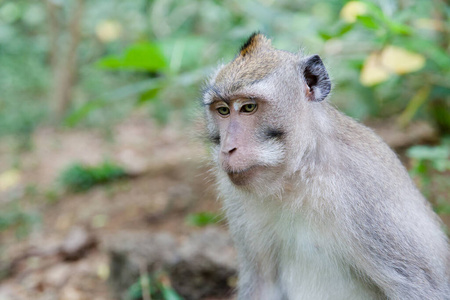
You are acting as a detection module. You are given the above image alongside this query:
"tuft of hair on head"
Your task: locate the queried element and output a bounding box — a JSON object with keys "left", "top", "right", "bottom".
{"left": 239, "top": 32, "right": 272, "bottom": 57}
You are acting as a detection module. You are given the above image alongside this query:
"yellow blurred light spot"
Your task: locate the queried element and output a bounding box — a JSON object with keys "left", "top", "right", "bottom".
{"left": 360, "top": 52, "right": 390, "bottom": 86}
{"left": 340, "top": 1, "right": 367, "bottom": 23}
{"left": 97, "top": 263, "right": 110, "bottom": 280}
{"left": 381, "top": 46, "right": 426, "bottom": 75}
{"left": 95, "top": 20, "right": 122, "bottom": 42}
{"left": 360, "top": 46, "right": 426, "bottom": 86}
{"left": 0, "top": 169, "right": 21, "bottom": 191}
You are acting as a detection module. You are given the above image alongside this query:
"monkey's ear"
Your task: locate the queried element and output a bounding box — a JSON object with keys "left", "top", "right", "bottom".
{"left": 302, "top": 55, "right": 331, "bottom": 102}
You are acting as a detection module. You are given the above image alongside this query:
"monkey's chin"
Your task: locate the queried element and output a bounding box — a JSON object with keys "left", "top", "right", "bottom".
{"left": 226, "top": 166, "right": 260, "bottom": 186}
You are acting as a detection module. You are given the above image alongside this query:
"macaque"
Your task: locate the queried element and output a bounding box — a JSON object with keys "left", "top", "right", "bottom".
{"left": 202, "top": 33, "right": 449, "bottom": 299}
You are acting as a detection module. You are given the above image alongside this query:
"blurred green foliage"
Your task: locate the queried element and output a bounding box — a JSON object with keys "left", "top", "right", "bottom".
{"left": 0, "top": 204, "right": 40, "bottom": 238}
{"left": 59, "top": 161, "right": 126, "bottom": 192}
{"left": 0, "top": 0, "right": 448, "bottom": 130}
{"left": 0, "top": 1, "right": 49, "bottom": 143}
{"left": 408, "top": 143, "right": 450, "bottom": 173}
{"left": 126, "top": 273, "right": 182, "bottom": 300}
{"left": 186, "top": 212, "right": 223, "bottom": 227}
{"left": 407, "top": 138, "right": 450, "bottom": 214}
{"left": 98, "top": 42, "right": 167, "bottom": 71}
{"left": 90, "top": 0, "right": 450, "bottom": 130}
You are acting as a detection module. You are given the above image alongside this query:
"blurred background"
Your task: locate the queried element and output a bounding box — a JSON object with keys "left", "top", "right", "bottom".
{"left": 0, "top": 0, "right": 449, "bottom": 299}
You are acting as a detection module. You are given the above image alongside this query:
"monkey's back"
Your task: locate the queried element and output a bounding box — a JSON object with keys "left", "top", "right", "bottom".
{"left": 322, "top": 105, "right": 450, "bottom": 299}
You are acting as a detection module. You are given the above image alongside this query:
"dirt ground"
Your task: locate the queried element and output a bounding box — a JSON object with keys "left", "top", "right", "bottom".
{"left": 0, "top": 115, "right": 447, "bottom": 300}
{"left": 0, "top": 115, "right": 225, "bottom": 300}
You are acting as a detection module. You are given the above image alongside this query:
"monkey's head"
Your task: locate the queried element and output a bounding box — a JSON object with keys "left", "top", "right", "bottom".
{"left": 203, "top": 33, "right": 331, "bottom": 192}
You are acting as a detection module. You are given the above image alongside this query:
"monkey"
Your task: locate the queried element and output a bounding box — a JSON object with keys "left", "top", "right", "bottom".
{"left": 201, "top": 33, "right": 449, "bottom": 300}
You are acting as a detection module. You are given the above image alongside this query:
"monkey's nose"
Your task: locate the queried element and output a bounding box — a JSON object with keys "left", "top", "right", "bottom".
{"left": 222, "top": 147, "right": 237, "bottom": 155}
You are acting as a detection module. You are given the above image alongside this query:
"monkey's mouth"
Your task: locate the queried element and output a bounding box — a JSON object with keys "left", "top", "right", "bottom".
{"left": 225, "top": 166, "right": 260, "bottom": 186}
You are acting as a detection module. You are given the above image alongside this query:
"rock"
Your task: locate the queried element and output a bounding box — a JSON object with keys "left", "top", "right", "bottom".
{"left": 169, "top": 228, "right": 237, "bottom": 300}
{"left": 60, "top": 285, "right": 84, "bottom": 300}
{"left": 105, "top": 228, "right": 237, "bottom": 300}
{"left": 43, "top": 263, "right": 72, "bottom": 287}
{"left": 60, "top": 227, "right": 97, "bottom": 261}
{"left": 104, "top": 231, "right": 178, "bottom": 300}
{"left": 0, "top": 282, "right": 28, "bottom": 300}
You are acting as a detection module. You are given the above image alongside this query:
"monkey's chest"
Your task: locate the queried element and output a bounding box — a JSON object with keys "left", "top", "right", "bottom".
{"left": 250, "top": 213, "right": 380, "bottom": 300}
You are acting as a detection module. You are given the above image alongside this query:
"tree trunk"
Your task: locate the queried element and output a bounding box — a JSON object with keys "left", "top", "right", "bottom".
{"left": 48, "top": 0, "right": 84, "bottom": 120}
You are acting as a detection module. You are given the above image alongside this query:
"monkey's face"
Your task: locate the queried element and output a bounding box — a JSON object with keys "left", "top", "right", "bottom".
{"left": 204, "top": 94, "right": 286, "bottom": 187}
{"left": 203, "top": 34, "right": 331, "bottom": 191}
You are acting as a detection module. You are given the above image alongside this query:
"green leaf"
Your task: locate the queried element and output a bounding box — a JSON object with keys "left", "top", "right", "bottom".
{"left": 432, "top": 159, "right": 450, "bottom": 172}
{"left": 317, "top": 23, "right": 354, "bottom": 41}
{"left": 126, "top": 280, "right": 143, "bottom": 300}
{"left": 160, "top": 285, "right": 183, "bottom": 300}
{"left": 356, "top": 15, "right": 379, "bottom": 30}
{"left": 59, "top": 161, "right": 126, "bottom": 192}
{"left": 337, "top": 23, "right": 354, "bottom": 36}
{"left": 359, "top": 1, "right": 411, "bottom": 35}
{"left": 64, "top": 100, "right": 106, "bottom": 127}
{"left": 318, "top": 31, "right": 333, "bottom": 41}
{"left": 435, "top": 202, "right": 450, "bottom": 215}
{"left": 186, "top": 212, "right": 222, "bottom": 227}
{"left": 407, "top": 144, "right": 450, "bottom": 174}
{"left": 96, "top": 57, "right": 122, "bottom": 69}
{"left": 97, "top": 42, "right": 167, "bottom": 72}
{"left": 386, "top": 20, "right": 412, "bottom": 35}
{"left": 137, "top": 87, "right": 162, "bottom": 105}
{"left": 407, "top": 145, "right": 449, "bottom": 161}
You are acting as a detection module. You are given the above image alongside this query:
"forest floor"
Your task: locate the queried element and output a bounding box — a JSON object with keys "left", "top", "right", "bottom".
{"left": 0, "top": 114, "right": 227, "bottom": 300}
{"left": 0, "top": 114, "right": 447, "bottom": 300}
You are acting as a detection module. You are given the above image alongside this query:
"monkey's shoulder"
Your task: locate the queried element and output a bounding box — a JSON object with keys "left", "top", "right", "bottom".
{"left": 326, "top": 106, "right": 404, "bottom": 170}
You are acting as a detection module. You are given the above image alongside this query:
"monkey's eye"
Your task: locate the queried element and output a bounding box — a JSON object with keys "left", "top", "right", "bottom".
{"left": 217, "top": 106, "right": 230, "bottom": 116}
{"left": 241, "top": 103, "right": 257, "bottom": 113}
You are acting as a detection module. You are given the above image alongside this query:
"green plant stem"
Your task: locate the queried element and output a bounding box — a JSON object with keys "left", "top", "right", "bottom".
{"left": 397, "top": 85, "right": 431, "bottom": 128}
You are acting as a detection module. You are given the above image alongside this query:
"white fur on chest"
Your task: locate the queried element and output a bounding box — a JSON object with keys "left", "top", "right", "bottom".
{"left": 226, "top": 196, "right": 380, "bottom": 300}
{"left": 276, "top": 215, "right": 375, "bottom": 300}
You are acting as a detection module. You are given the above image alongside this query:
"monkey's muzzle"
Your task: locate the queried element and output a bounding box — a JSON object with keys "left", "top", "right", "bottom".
{"left": 226, "top": 166, "right": 260, "bottom": 186}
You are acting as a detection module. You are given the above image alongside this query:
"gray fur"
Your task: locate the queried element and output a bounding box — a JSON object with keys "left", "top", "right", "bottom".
{"left": 202, "top": 34, "right": 449, "bottom": 300}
